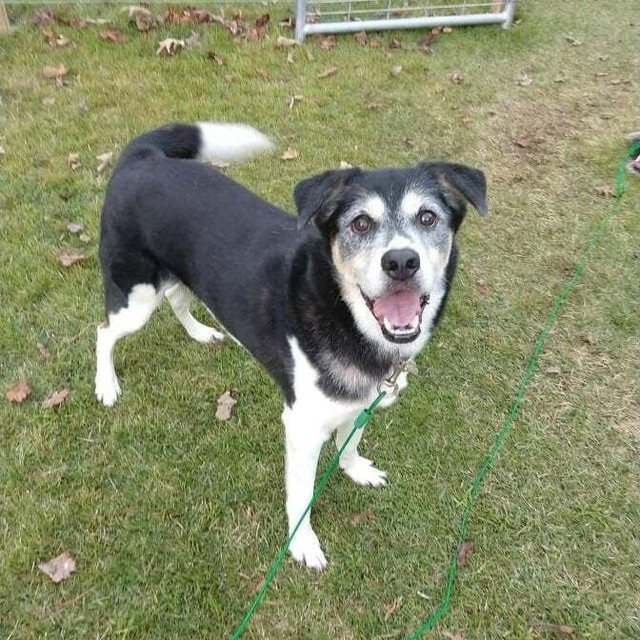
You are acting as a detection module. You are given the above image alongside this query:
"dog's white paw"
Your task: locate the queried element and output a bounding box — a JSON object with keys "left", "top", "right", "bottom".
{"left": 342, "top": 456, "right": 387, "bottom": 487}
{"left": 189, "top": 323, "right": 224, "bottom": 344}
{"left": 95, "top": 371, "right": 121, "bottom": 407}
{"left": 289, "top": 529, "right": 327, "bottom": 570}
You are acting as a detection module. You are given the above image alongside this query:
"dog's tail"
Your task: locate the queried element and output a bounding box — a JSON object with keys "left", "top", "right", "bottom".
{"left": 117, "top": 122, "right": 274, "bottom": 167}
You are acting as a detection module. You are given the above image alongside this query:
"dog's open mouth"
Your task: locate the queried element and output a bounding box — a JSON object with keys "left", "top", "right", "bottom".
{"left": 361, "top": 289, "right": 429, "bottom": 343}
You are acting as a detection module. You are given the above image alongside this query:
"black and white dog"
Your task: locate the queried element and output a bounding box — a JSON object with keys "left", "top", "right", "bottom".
{"left": 95, "top": 122, "right": 487, "bottom": 569}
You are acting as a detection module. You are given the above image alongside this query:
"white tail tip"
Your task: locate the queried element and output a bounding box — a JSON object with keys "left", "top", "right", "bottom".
{"left": 196, "top": 122, "right": 274, "bottom": 164}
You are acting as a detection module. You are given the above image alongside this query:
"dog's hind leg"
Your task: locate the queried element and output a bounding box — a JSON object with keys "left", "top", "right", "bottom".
{"left": 95, "top": 283, "right": 163, "bottom": 406}
{"left": 335, "top": 420, "right": 387, "bottom": 487}
{"left": 164, "top": 282, "right": 224, "bottom": 344}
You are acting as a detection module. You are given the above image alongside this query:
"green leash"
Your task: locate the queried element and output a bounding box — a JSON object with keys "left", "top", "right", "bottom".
{"left": 230, "top": 142, "right": 639, "bottom": 639}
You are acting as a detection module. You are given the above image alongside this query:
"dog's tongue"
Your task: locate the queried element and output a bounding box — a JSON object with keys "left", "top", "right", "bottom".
{"left": 372, "top": 290, "right": 422, "bottom": 327}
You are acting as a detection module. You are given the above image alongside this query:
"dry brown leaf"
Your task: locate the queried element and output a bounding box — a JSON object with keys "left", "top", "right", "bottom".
{"left": 388, "top": 38, "right": 403, "bottom": 50}
{"left": 206, "top": 51, "right": 225, "bottom": 66}
{"left": 595, "top": 185, "right": 614, "bottom": 197}
{"left": 320, "top": 34, "right": 336, "bottom": 50}
{"left": 350, "top": 510, "right": 375, "bottom": 525}
{"left": 545, "top": 366, "right": 562, "bottom": 376}
{"left": 281, "top": 147, "right": 299, "bottom": 161}
{"left": 255, "top": 67, "right": 272, "bottom": 81}
{"left": 383, "top": 597, "right": 402, "bottom": 621}
{"left": 279, "top": 16, "right": 294, "bottom": 28}
{"left": 44, "top": 30, "right": 72, "bottom": 48}
{"left": 354, "top": 31, "right": 367, "bottom": 45}
{"left": 66, "top": 222, "right": 84, "bottom": 235}
{"left": 37, "top": 343, "right": 53, "bottom": 361}
{"left": 317, "top": 66, "right": 338, "bottom": 79}
{"left": 6, "top": 380, "right": 32, "bottom": 404}
{"left": 442, "top": 632, "right": 464, "bottom": 640}
{"left": 516, "top": 73, "right": 533, "bottom": 86}
{"left": 450, "top": 72, "right": 464, "bottom": 84}
{"left": 100, "top": 28, "right": 127, "bottom": 44}
{"left": 369, "top": 36, "right": 381, "bottom": 48}
{"left": 164, "top": 8, "right": 212, "bottom": 25}
{"left": 245, "top": 13, "right": 270, "bottom": 41}
{"left": 56, "top": 250, "right": 86, "bottom": 267}
{"left": 68, "top": 153, "right": 81, "bottom": 171}
{"left": 38, "top": 552, "right": 76, "bottom": 582}
{"left": 32, "top": 8, "right": 55, "bottom": 25}
{"left": 476, "top": 280, "right": 490, "bottom": 295}
{"left": 564, "top": 35, "right": 581, "bottom": 46}
{"left": 42, "top": 388, "right": 70, "bottom": 409}
{"left": 42, "top": 64, "right": 68, "bottom": 80}
{"left": 457, "top": 540, "right": 475, "bottom": 566}
{"left": 216, "top": 390, "right": 237, "bottom": 420}
{"left": 157, "top": 38, "right": 185, "bottom": 56}
{"left": 96, "top": 151, "right": 114, "bottom": 173}
{"left": 366, "top": 101, "right": 382, "bottom": 110}
{"left": 534, "top": 622, "right": 575, "bottom": 636}
{"left": 276, "top": 35, "right": 298, "bottom": 48}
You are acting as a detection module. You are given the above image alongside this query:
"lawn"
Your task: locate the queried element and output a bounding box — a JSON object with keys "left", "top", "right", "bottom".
{"left": 1, "top": 1, "right": 639, "bottom": 638}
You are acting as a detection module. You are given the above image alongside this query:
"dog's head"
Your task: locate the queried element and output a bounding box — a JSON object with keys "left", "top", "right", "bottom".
{"left": 294, "top": 162, "right": 487, "bottom": 353}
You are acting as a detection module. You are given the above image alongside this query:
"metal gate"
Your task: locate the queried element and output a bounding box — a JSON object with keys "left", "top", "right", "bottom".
{"left": 294, "top": 0, "right": 517, "bottom": 42}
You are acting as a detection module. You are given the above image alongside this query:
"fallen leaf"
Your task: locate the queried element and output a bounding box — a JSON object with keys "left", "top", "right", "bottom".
{"left": 126, "top": 5, "right": 156, "bottom": 31}
{"left": 354, "top": 31, "right": 367, "bottom": 45}
{"left": 545, "top": 366, "right": 562, "bottom": 375}
{"left": 100, "top": 28, "right": 127, "bottom": 44}
{"left": 288, "top": 94, "right": 303, "bottom": 109}
{"left": 457, "top": 540, "right": 475, "bottom": 566}
{"left": 320, "top": 34, "right": 336, "bottom": 50}
{"left": 564, "top": 35, "right": 581, "bottom": 46}
{"left": 595, "top": 185, "right": 614, "bottom": 197}
{"left": 206, "top": 51, "right": 225, "bottom": 65}
{"left": 281, "top": 147, "right": 299, "bottom": 161}
{"left": 164, "top": 8, "right": 212, "bottom": 25}
{"left": 350, "top": 510, "right": 375, "bottom": 525}
{"left": 286, "top": 51, "right": 295, "bottom": 64}
{"left": 42, "top": 96, "right": 56, "bottom": 106}
{"left": 6, "top": 380, "right": 32, "bottom": 404}
{"left": 417, "top": 29, "right": 440, "bottom": 52}
{"left": 383, "top": 597, "right": 402, "bottom": 621}
{"left": 369, "top": 36, "right": 381, "bottom": 48}
{"left": 42, "top": 388, "right": 70, "bottom": 409}
{"left": 42, "top": 64, "right": 68, "bottom": 80}
{"left": 255, "top": 67, "right": 272, "bottom": 81}
{"left": 68, "top": 153, "right": 81, "bottom": 171}
{"left": 442, "top": 26, "right": 453, "bottom": 33}
{"left": 514, "top": 137, "right": 535, "bottom": 149}
{"left": 32, "top": 8, "right": 55, "bottom": 25}
{"left": 44, "top": 30, "right": 72, "bottom": 48}
{"left": 366, "top": 101, "right": 382, "bottom": 110}
{"left": 276, "top": 35, "right": 298, "bottom": 48}
{"left": 216, "top": 390, "right": 237, "bottom": 420}
{"left": 78, "top": 233, "right": 91, "bottom": 244}
{"left": 66, "top": 222, "right": 84, "bottom": 235}
{"left": 516, "top": 73, "right": 533, "bottom": 86}
{"left": 388, "top": 38, "right": 402, "bottom": 50}
{"left": 390, "top": 65, "right": 403, "bottom": 77}
{"left": 317, "top": 66, "right": 338, "bottom": 79}
{"left": 38, "top": 552, "right": 76, "bottom": 582}
{"left": 442, "top": 632, "right": 464, "bottom": 640}
{"left": 339, "top": 160, "right": 353, "bottom": 169}
{"left": 96, "top": 151, "right": 114, "bottom": 173}
{"left": 245, "top": 13, "right": 270, "bottom": 41}
{"left": 450, "top": 72, "right": 464, "bottom": 84}
{"left": 476, "top": 280, "right": 490, "bottom": 295}
{"left": 56, "top": 250, "right": 85, "bottom": 267}
{"left": 37, "top": 343, "right": 53, "bottom": 361}
{"left": 157, "top": 38, "right": 185, "bottom": 56}
{"left": 279, "top": 16, "right": 294, "bottom": 28}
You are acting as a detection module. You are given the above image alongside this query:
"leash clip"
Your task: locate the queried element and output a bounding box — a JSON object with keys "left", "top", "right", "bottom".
{"left": 377, "top": 360, "right": 418, "bottom": 397}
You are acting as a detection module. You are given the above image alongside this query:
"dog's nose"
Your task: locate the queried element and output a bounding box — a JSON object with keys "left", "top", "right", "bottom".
{"left": 381, "top": 248, "right": 421, "bottom": 281}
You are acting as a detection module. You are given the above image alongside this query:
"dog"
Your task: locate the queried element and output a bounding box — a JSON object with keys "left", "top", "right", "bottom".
{"left": 95, "top": 122, "right": 487, "bottom": 569}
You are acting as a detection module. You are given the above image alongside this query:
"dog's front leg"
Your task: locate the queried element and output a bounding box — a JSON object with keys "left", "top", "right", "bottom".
{"left": 282, "top": 405, "right": 330, "bottom": 570}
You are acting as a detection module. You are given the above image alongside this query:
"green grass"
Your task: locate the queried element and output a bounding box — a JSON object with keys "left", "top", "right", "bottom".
{"left": 1, "top": 1, "right": 639, "bottom": 638}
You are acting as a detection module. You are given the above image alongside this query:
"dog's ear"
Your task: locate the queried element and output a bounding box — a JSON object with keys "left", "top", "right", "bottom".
{"left": 294, "top": 168, "right": 363, "bottom": 228}
{"left": 426, "top": 163, "right": 488, "bottom": 216}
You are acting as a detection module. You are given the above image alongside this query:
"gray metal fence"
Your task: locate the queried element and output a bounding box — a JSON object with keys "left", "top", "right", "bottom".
{"left": 294, "top": 0, "right": 517, "bottom": 41}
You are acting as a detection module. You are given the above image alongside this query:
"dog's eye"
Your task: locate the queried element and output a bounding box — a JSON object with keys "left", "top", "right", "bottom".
{"left": 351, "top": 214, "right": 372, "bottom": 234}
{"left": 417, "top": 209, "right": 437, "bottom": 228}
